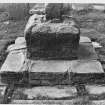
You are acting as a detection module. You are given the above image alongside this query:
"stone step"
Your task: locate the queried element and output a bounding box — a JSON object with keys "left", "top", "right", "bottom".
{"left": 1, "top": 85, "right": 105, "bottom": 104}
{"left": 86, "top": 85, "right": 105, "bottom": 95}
{"left": 10, "top": 85, "right": 105, "bottom": 100}
{"left": 11, "top": 86, "right": 77, "bottom": 100}
{"left": 10, "top": 99, "right": 105, "bottom": 105}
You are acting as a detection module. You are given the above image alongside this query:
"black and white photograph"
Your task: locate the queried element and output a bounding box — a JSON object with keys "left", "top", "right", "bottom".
{"left": 0, "top": 2, "right": 105, "bottom": 104}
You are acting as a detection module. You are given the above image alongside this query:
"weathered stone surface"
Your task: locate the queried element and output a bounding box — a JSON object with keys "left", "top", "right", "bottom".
{"left": 28, "top": 59, "right": 104, "bottom": 85}
{"left": 78, "top": 42, "right": 98, "bottom": 60}
{"left": 30, "top": 60, "right": 103, "bottom": 73}
{"left": 86, "top": 85, "right": 105, "bottom": 95}
{"left": 70, "top": 60, "right": 104, "bottom": 73}
{"left": 80, "top": 36, "right": 91, "bottom": 43}
{"left": 32, "top": 23, "right": 79, "bottom": 34}
{"left": 12, "top": 86, "right": 77, "bottom": 100}
{"left": 26, "top": 21, "right": 80, "bottom": 60}
{"left": 30, "top": 60, "right": 71, "bottom": 73}
{"left": 0, "top": 49, "right": 26, "bottom": 73}
{"left": 10, "top": 99, "right": 105, "bottom": 105}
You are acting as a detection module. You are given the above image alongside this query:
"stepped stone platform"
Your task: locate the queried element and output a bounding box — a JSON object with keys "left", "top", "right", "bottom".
{"left": 10, "top": 99, "right": 105, "bottom": 105}
{"left": 1, "top": 84, "right": 105, "bottom": 104}
{"left": 9, "top": 85, "right": 105, "bottom": 104}
{"left": 0, "top": 36, "right": 103, "bottom": 85}
{"left": 0, "top": 36, "right": 105, "bottom": 104}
